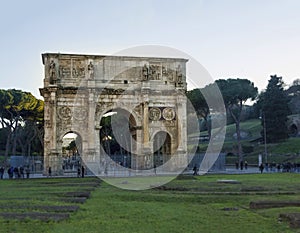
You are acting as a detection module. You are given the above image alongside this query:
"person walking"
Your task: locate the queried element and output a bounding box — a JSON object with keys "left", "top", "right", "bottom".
{"left": 81, "top": 165, "right": 85, "bottom": 178}
{"left": 0, "top": 167, "right": 4, "bottom": 179}
{"left": 77, "top": 167, "right": 81, "bottom": 178}
{"left": 193, "top": 165, "right": 198, "bottom": 176}
{"left": 25, "top": 166, "right": 30, "bottom": 179}
{"left": 48, "top": 166, "right": 52, "bottom": 177}
{"left": 259, "top": 163, "right": 264, "bottom": 174}
{"left": 244, "top": 161, "right": 248, "bottom": 170}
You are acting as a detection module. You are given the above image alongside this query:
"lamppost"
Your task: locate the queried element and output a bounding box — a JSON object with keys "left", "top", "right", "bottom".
{"left": 259, "top": 112, "right": 268, "bottom": 163}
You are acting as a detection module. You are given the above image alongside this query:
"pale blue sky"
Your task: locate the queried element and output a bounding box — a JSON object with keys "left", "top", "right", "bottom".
{"left": 1, "top": 0, "right": 300, "bottom": 98}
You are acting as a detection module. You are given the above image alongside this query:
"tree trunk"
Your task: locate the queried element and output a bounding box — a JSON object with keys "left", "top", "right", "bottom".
{"left": 235, "top": 121, "right": 243, "bottom": 163}
{"left": 12, "top": 130, "right": 18, "bottom": 155}
{"left": 11, "top": 118, "right": 19, "bottom": 156}
{"left": 27, "top": 143, "right": 31, "bottom": 158}
{"left": 18, "top": 138, "right": 26, "bottom": 156}
{"left": 34, "top": 124, "right": 44, "bottom": 148}
{"left": 229, "top": 100, "right": 243, "bottom": 164}
{"left": 4, "top": 132, "right": 11, "bottom": 165}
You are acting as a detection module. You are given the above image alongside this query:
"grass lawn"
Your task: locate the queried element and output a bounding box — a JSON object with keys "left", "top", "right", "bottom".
{"left": 0, "top": 174, "right": 300, "bottom": 232}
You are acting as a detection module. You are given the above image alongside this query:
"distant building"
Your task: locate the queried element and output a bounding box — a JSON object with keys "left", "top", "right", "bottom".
{"left": 288, "top": 114, "right": 300, "bottom": 136}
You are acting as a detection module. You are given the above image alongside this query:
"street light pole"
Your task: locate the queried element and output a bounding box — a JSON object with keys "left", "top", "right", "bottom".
{"left": 260, "top": 111, "right": 268, "bottom": 164}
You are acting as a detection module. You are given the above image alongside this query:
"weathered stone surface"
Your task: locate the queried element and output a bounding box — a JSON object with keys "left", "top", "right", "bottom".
{"left": 40, "top": 53, "right": 188, "bottom": 175}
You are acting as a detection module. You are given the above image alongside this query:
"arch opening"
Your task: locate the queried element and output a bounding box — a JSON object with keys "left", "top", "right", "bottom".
{"left": 153, "top": 131, "right": 172, "bottom": 167}
{"left": 99, "top": 108, "right": 136, "bottom": 168}
{"left": 61, "top": 132, "right": 82, "bottom": 172}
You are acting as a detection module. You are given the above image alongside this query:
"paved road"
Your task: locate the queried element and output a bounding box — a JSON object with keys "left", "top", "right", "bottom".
{"left": 0, "top": 165, "right": 295, "bottom": 180}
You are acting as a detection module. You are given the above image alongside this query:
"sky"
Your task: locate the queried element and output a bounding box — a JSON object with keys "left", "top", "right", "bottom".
{"left": 1, "top": 0, "right": 300, "bottom": 98}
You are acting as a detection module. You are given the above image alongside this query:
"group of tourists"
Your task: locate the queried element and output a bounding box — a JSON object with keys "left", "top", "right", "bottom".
{"left": 235, "top": 160, "right": 300, "bottom": 174}
{"left": 62, "top": 156, "right": 80, "bottom": 170}
{"left": 235, "top": 160, "right": 249, "bottom": 170}
{"left": 259, "top": 162, "right": 300, "bottom": 173}
{"left": 0, "top": 166, "right": 31, "bottom": 179}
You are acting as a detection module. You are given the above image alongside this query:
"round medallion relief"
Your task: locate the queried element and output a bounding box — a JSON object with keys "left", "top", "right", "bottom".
{"left": 149, "top": 107, "right": 161, "bottom": 121}
{"left": 162, "top": 107, "right": 175, "bottom": 121}
{"left": 57, "top": 106, "right": 71, "bottom": 119}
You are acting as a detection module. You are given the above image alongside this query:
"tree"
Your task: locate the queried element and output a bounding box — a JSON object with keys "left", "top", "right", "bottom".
{"left": 216, "top": 78, "right": 258, "bottom": 163}
{"left": 66, "top": 140, "right": 78, "bottom": 155}
{"left": 186, "top": 88, "right": 211, "bottom": 137}
{"left": 260, "top": 75, "right": 290, "bottom": 143}
{"left": 0, "top": 89, "right": 44, "bottom": 164}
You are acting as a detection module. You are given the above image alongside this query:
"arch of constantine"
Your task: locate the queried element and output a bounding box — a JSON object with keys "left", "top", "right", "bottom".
{"left": 40, "top": 53, "right": 188, "bottom": 175}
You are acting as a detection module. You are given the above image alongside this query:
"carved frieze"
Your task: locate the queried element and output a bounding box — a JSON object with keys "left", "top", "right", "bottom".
{"left": 142, "top": 63, "right": 179, "bottom": 82}
{"left": 163, "top": 120, "right": 176, "bottom": 127}
{"left": 73, "top": 59, "right": 85, "bottom": 79}
{"left": 59, "top": 58, "right": 86, "bottom": 79}
{"left": 59, "top": 59, "right": 71, "bottom": 78}
{"left": 100, "top": 88, "right": 125, "bottom": 95}
{"left": 162, "top": 65, "right": 175, "bottom": 81}
{"left": 148, "top": 64, "right": 161, "bottom": 80}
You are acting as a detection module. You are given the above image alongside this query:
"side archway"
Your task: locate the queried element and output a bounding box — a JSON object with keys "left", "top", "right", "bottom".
{"left": 153, "top": 131, "right": 172, "bottom": 167}
{"left": 61, "top": 132, "right": 82, "bottom": 173}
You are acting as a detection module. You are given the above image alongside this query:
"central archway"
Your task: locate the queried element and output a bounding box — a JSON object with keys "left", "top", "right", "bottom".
{"left": 99, "top": 108, "right": 136, "bottom": 171}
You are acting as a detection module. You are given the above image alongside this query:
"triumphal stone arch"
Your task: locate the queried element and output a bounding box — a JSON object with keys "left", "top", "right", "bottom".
{"left": 40, "top": 53, "right": 188, "bottom": 175}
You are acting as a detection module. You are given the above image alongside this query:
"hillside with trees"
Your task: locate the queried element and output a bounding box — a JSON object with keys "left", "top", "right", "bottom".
{"left": 187, "top": 76, "right": 300, "bottom": 165}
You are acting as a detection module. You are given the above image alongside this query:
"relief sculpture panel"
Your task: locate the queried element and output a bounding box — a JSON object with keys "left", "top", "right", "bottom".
{"left": 59, "top": 58, "right": 86, "bottom": 79}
